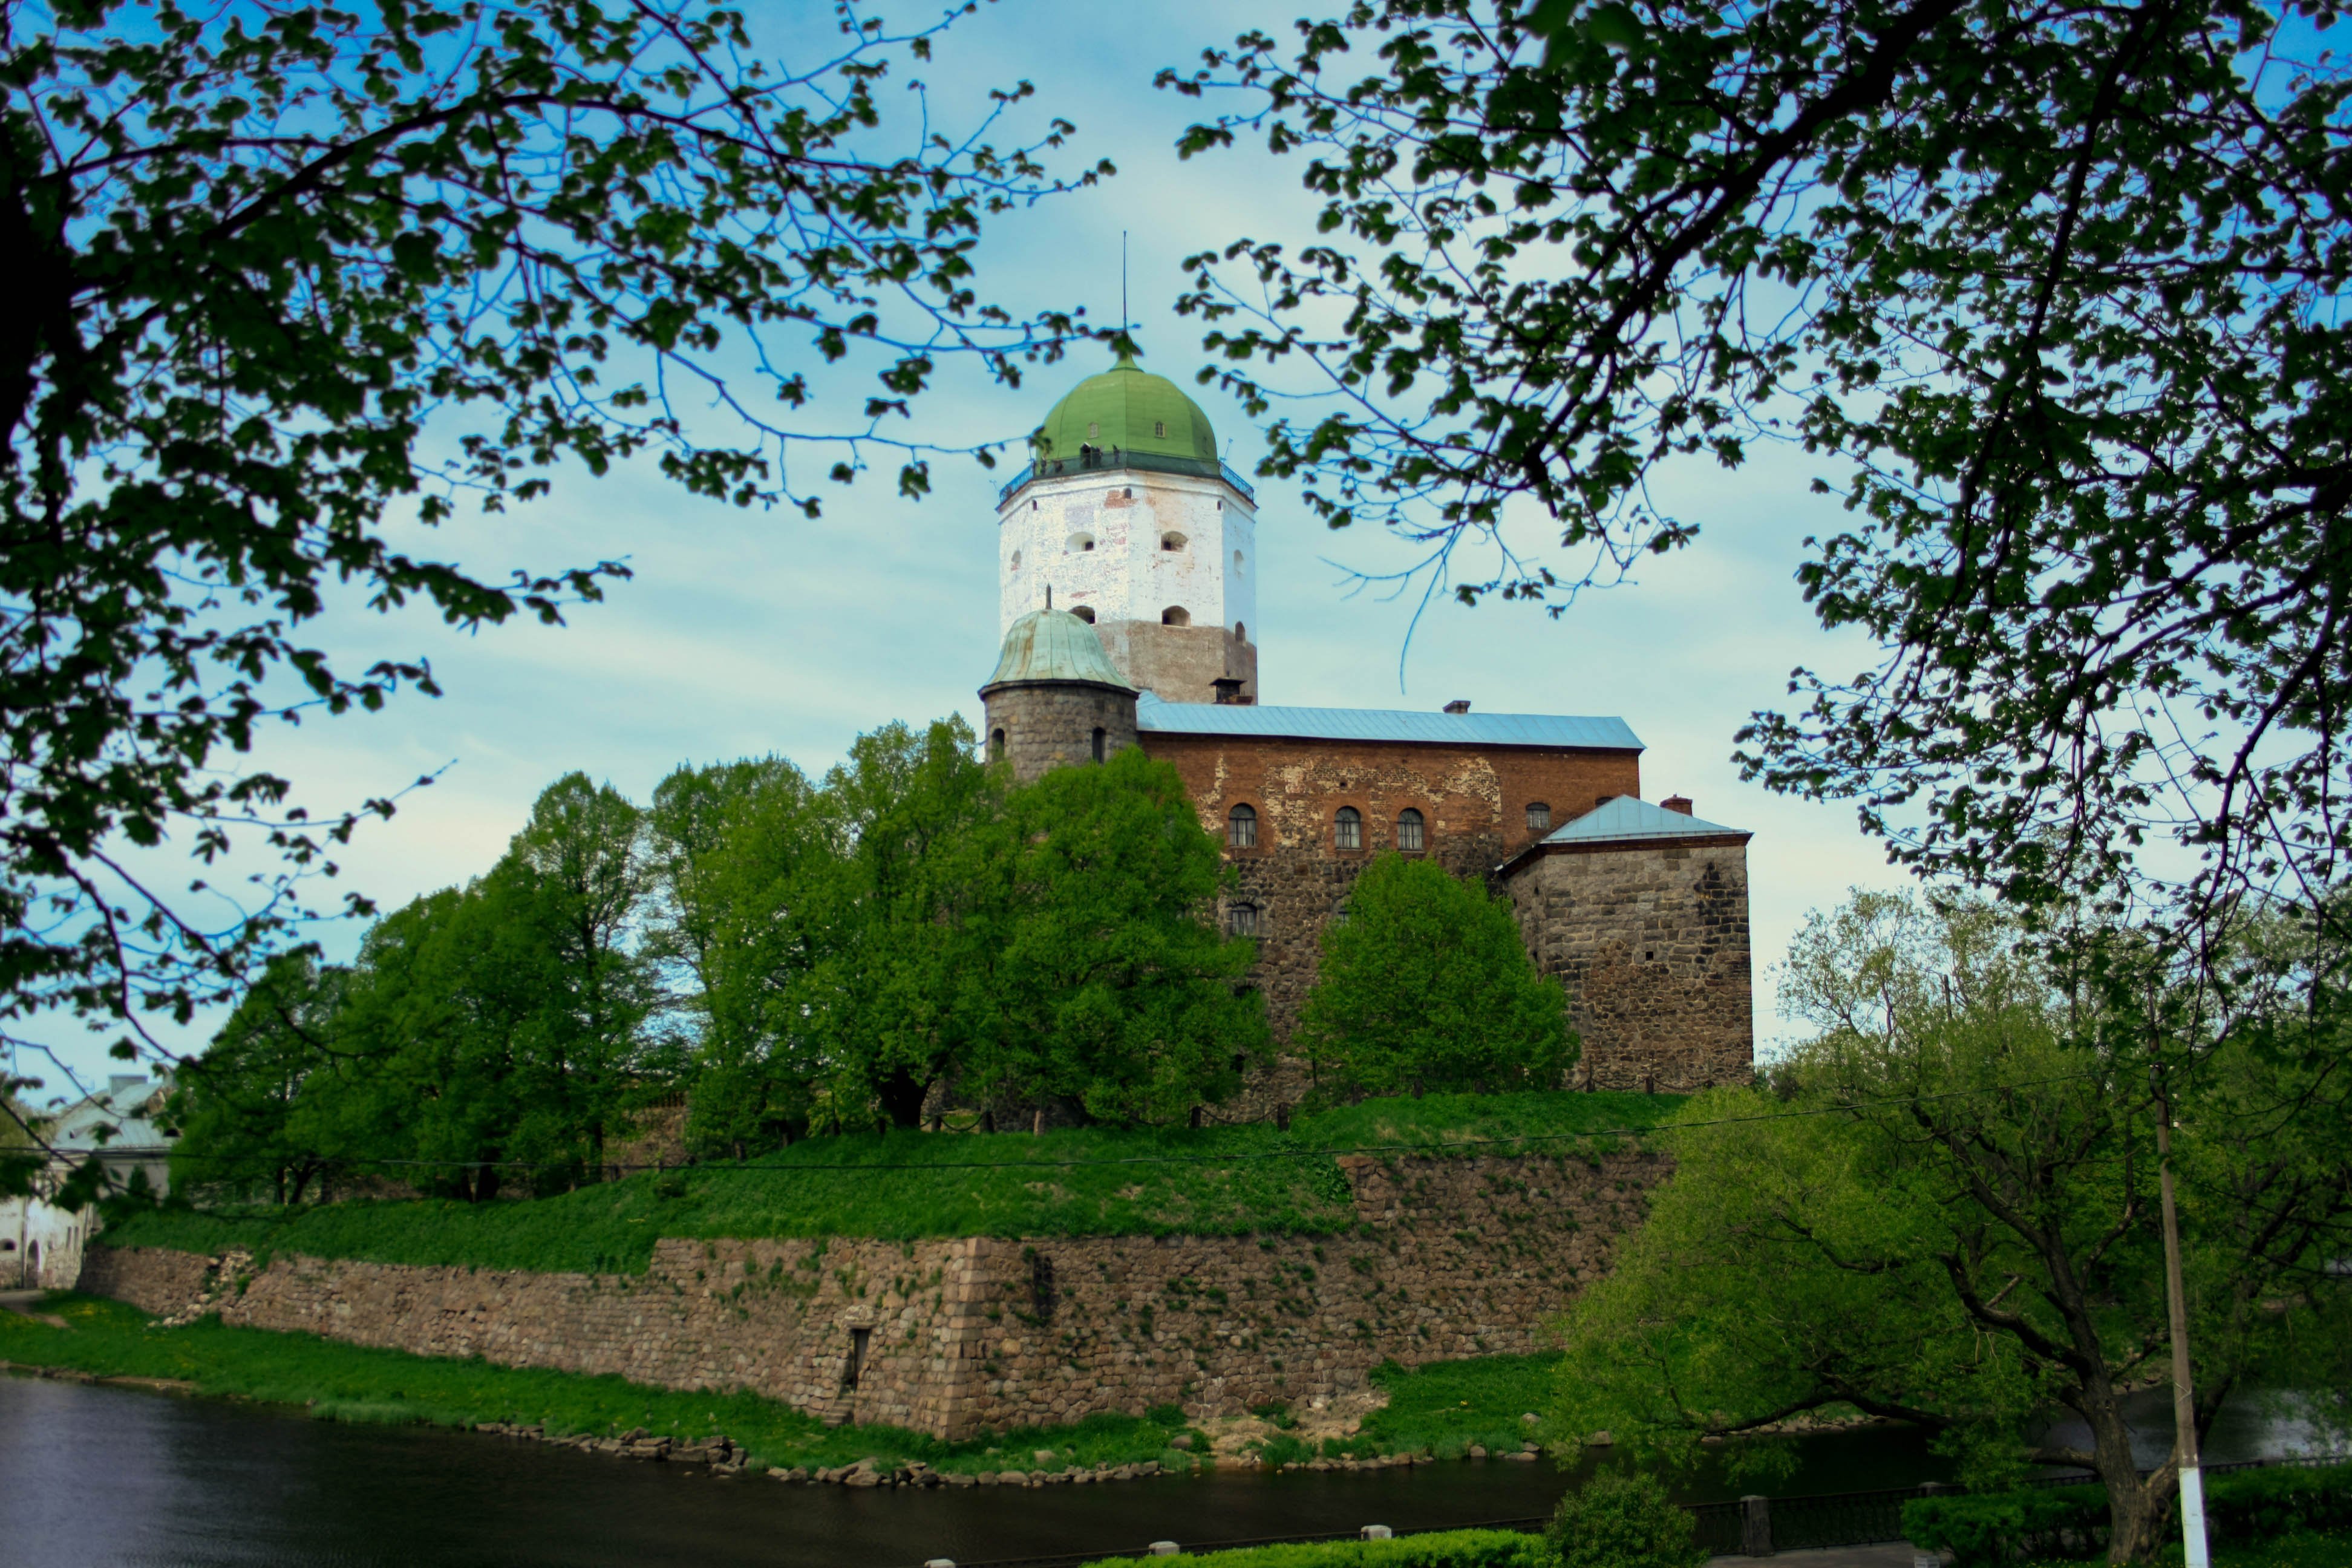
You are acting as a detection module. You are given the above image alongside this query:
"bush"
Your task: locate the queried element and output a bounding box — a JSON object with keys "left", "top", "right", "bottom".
{"left": 1903, "top": 1465, "right": 2352, "bottom": 1566}
{"left": 1903, "top": 1486, "right": 2108, "bottom": 1565}
{"left": 1546, "top": 1471, "right": 1707, "bottom": 1568}
{"left": 1076, "top": 1531, "right": 1546, "bottom": 1568}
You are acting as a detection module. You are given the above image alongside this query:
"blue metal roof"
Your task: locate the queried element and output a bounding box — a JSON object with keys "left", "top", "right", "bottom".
{"left": 1541, "top": 794, "right": 1748, "bottom": 844}
{"left": 1135, "top": 693, "right": 1642, "bottom": 751}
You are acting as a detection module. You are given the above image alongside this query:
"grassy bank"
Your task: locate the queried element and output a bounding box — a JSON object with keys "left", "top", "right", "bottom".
{"left": 1071, "top": 1529, "right": 2352, "bottom": 1568}
{"left": 1249, "top": 1353, "right": 1565, "bottom": 1467}
{"left": 1, "top": 1292, "right": 1199, "bottom": 1475}
{"left": 110, "top": 1091, "right": 1677, "bottom": 1275}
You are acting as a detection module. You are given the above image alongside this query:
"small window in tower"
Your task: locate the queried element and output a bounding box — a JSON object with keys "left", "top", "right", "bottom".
{"left": 1227, "top": 803, "right": 1257, "bottom": 849}
{"left": 1088, "top": 420, "right": 1099, "bottom": 440}
{"left": 1161, "top": 606, "right": 1191, "bottom": 627}
{"left": 1161, "top": 532, "right": 1186, "bottom": 552}
{"left": 1334, "top": 806, "right": 1362, "bottom": 851}
{"left": 1071, "top": 605, "right": 1096, "bottom": 624}
{"left": 1154, "top": 420, "right": 1167, "bottom": 438}
{"left": 1227, "top": 902, "right": 1261, "bottom": 937}
{"left": 1235, "top": 621, "right": 1247, "bottom": 643}
{"left": 1396, "top": 808, "right": 1426, "bottom": 853}
{"left": 1233, "top": 550, "right": 1245, "bottom": 577}
{"left": 1010, "top": 549, "right": 1021, "bottom": 572}
{"left": 1091, "top": 727, "right": 1106, "bottom": 763}
{"left": 1067, "top": 532, "right": 1095, "bottom": 552}
{"left": 1527, "top": 801, "right": 1552, "bottom": 834}
{"left": 1031, "top": 499, "right": 1038, "bottom": 511}
{"left": 990, "top": 729, "right": 1007, "bottom": 762}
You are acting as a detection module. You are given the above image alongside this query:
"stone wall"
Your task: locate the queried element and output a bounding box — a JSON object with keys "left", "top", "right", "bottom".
{"left": 1504, "top": 838, "right": 1754, "bottom": 1091}
{"left": 78, "top": 1148, "right": 1664, "bottom": 1440}
{"left": 1096, "top": 619, "right": 1257, "bottom": 707}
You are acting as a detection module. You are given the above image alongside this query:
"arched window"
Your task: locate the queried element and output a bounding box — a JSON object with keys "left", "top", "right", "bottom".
{"left": 1067, "top": 532, "right": 1095, "bottom": 552}
{"left": 1161, "top": 606, "right": 1191, "bottom": 627}
{"left": 1087, "top": 420, "right": 1099, "bottom": 441}
{"left": 1334, "top": 806, "right": 1362, "bottom": 851}
{"left": 1010, "top": 549, "right": 1022, "bottom": 572}
{"left": 1396, "top": 808, "right": 1425, "bottom": 852}
{"left": 1154, "top": 420, "right": 1168, "bottom": 438}
{"left": 990, "top": 729, "right": 1007, "bottom": 763}
{"left": 1071, "top": 605, "right": 1096, "bottom": 624}
{"left": 1526, "top": 801, "right": 1552, "bottom": 834}
{"left": 1227, "top": 803, "right": 1258, "bottom": 849}
{"left": 1227, "top": 903, "right": 1260, "bottom": 936}
{"left": 1091, "top": 727, "right": 1106, "bottom": 763}
{"left": 1234, "top": 621, "right": 1247, "bottom": 642}
{"left": 1161, "top": 531, "right": 1187, "bottom": 552}
{"left": 1233, "top": 549, "right": 1246, "bottom": 576}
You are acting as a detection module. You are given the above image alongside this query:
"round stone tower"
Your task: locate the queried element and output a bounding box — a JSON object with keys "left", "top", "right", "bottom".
{"left": 980, "top": 601, "right": 1139, "bottom": 782}
{"left": 996, "top": 350, "right": 1259, "bottom": 705}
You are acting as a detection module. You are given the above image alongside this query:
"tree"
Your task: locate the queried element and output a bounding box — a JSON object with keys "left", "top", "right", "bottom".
{"left": 166, "top": 949, "right": 348, "bottom": 1204}
{"left": 1296, "top": 853, "right": 1573, "bottom": 1095}
{"left": 1546, "top": 1472, "right": 1707, "bottom": 1568}
{"left": 1550, "top": 892, "right": 2352, "bottom": 1563}
{"left": 1162, "top": 0, "right": 2351, "bottom": 970}
{"left": 3, "top": 0, "right": 1104, "bottom": 1090}
{"left": 644, "top": 755, "right": 826, "bottom": 1157}
{"left": 953, "top": 745, "right": 1264, "bottom": 1125}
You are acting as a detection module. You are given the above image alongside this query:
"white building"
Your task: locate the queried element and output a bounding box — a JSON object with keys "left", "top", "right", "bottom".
{"left": 1, "top": 1073, "right": 175, "bottom": 1290}
{"left": 997, "top": 350, "right": 1261, "bottom": 705}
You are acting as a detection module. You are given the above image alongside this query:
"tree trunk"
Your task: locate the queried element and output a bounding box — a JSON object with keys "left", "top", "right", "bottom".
{"left": 877, "top": 1069, "right": 929, "bottom": 1130}
{"left": 2105, "top": 1468, "right": 2171, "bottom": 1565}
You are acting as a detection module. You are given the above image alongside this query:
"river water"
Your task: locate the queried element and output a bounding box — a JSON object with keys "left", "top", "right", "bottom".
{"left": 0, "top": 1374, "right": 2316, "bottom": 1568}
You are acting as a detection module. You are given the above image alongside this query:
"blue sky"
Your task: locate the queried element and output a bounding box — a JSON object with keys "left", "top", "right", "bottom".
{"left": 27, "top": 0, "right": 1913, "bottom": 1097}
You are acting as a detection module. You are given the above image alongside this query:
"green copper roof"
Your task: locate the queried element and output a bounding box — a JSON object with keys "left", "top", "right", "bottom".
{"left": 984, "top": 607, "right": 1133, "bottom": 691}
{"left": 1033, "top": 351, "right": 1218, "bottom": 463}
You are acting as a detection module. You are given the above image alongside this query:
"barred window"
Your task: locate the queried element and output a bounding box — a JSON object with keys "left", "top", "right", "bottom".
{"left": 1228, "top": 903, "right": 1260, "bottom": 936}
{"left": 1227, "top": 803, "right": 1257, "bottom": 849}
{"left": 1526, "top": 801, "right": 1552, "bottom": 834}
{"left": 1334, "top": 806, "right": 1362, "bottom": 851}
{"left": 1396, "top": 808, "right": 1425, "bottom": 852}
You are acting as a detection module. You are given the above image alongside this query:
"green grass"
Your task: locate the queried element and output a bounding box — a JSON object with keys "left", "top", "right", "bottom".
{"left": 109, "top": 1091, "right": 1677, "bottom": 1275}
{"left": 2016, "top": 1530, "right": 2352, "bottom": 1568}
{"left": 1, "top": 1292, "right": 1198, "bottom": 1475}
{"left": 1076, "top": 1529, "right": 1547, "bottom": 1567}
{"left": 1246, "top": 1352, "right": 1565, "bottom": 1466}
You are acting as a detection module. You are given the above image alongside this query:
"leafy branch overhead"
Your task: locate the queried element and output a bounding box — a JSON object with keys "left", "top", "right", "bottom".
{"left": 1, "top": 0, "right": 1105, "bottom": 1085}
{"left": 1161, "top": 0, "right": 2351, "bottom": 941}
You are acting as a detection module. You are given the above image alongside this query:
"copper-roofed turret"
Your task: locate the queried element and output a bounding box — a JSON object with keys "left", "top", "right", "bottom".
{"left": 979, "top": 598, "right": 1139, "bottom": 782}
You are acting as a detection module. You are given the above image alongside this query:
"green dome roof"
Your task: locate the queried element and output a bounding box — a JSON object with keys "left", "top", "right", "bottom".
{"left": 1033, "top": 350, "right": 1217, "bottom": 463}
{"left": 984, "top": 607, "right": 1132, "bottom": 691}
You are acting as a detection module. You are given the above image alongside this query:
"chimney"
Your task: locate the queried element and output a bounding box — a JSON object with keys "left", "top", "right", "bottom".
{"left": 1212, "top": 678, "right": 1244, "bottom": 705}
{"left": 1662, "top": 795, "right": 1694, "bottom": 815}
{"left": 1443, "top": 699, "right": 1472, "bottom": 714}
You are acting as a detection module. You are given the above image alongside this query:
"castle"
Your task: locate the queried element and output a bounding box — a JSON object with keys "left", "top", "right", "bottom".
{"left": 982, "top": 353, "right": 1756, "bottom": 1094}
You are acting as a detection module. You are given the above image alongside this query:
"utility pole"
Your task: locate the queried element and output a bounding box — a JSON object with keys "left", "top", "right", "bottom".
{"left": 2153, "top": 1058, "right": 2210, "bottom": 1568}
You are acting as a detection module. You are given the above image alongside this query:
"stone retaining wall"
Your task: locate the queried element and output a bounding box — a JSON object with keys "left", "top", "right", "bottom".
{"left": 79, "top": 1148, "right": 1662, "bottom": 1439}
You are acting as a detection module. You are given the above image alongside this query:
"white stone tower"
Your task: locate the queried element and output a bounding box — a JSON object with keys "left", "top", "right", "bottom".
{"left": 996, "top": 350, "right": 1258, "bottom": 704}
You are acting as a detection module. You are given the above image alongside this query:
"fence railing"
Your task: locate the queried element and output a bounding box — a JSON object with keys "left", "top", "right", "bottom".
{"left": 997, "top": 449, "right": 1256, "bottom": 506}
{"left": 908, "top": 1449, "right": 2347, "bottom": 1568}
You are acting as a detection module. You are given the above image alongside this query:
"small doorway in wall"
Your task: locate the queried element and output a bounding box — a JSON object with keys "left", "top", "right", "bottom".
{"left": 846, "top": 1326, "right": 872, "bottom": 1390}
{"left": 1091, "top": 727, "right": 1106, "bottom": 763}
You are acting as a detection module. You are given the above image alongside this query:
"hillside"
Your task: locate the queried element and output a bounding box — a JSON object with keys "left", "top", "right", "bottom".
{"left": 108, "top": 1091, "right": 1679, "bottom": 1275}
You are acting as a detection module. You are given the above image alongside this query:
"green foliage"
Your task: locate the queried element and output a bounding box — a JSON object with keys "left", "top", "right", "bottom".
{"left": 952, "top": 746, "right": 1263, "bottom": 1123}
{"left": 0, "top": 1293, "right": 1198, "bottom": 1477}
{"left": 1550, "top": 892, "right": 2352, "bottom": 1563}
{"left": 1905, "top": 1466, "right": 2352, "bottom": 1566}
{"left": 4, "top": 0, "right": 1100, "bottom": 1079}
{"left": 1298, "top": 855, "right": 1574, "bottom": 1095}
{"left": 1903, "top": 1486, "right": 2112, "bottom": 1566}
{"left": 1163, "top": 0, "right": 2350, "bottom": 955}
{"left": 111, "top": 1092, "right": 1682, "bottom": 1273}
{"left": 171, "top": 773, "right": 661, "bottom": 1201}
{"left": 1074, "top": 1530, "right": 1549, "bottom": 1568}
{"left": 1546, "top": 1471, "right": 1707, "bottom": 1568}
{"left": 1360, "top": 1352, "right": 1561, "bottom": 1461}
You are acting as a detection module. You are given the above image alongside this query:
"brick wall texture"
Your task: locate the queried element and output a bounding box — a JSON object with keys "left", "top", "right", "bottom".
{"left": 1506, "top": 839, "right": 1755, "bottom": 1091}
{"left": 79, "top": 1149, "right": 1663, "bottom": 1440}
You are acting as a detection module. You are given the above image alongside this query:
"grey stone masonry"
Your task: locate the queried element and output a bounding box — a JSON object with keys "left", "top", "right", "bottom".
{"left": 982, "top": 681, "right": 1139, "bottom": 783}
{"left": 79, "top": 1148, "right": 1665, "bottom": 1440}
{"left": 1504, "top": 837, "right": 1754, "bottom": 1091}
